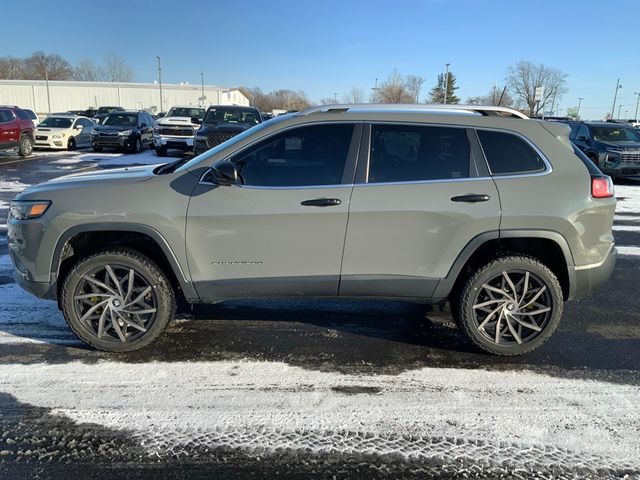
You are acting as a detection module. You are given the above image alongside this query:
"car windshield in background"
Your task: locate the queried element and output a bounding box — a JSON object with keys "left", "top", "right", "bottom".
{"left": 38, "top": 117, "right": 73, "bottom": 128}
{"left": 167, "top": 107, "right": 205, "bottom": 119}
{"left": 102, "top": 114, "right": 137, "bottom": 127}
{"left": 591, "top": 126, "right": 640, "bottom": 142}
{"left": 204, "top": 108, "right": 259, "bottom": 125}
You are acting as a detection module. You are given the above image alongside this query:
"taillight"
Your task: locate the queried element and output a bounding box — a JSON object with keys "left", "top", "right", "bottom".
{"left": 591, "top": 175, "right": 614, "bottom": 198}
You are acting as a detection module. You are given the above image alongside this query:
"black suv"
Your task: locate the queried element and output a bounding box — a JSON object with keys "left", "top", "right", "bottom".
{"left": 90, "top": 110, "right": 155, "bottom": 153}
{"left": 563, "top": 121, "right": 640, "bottom": 177}
{"left": 193, "top": 105, "right": 262, "bottom": 155}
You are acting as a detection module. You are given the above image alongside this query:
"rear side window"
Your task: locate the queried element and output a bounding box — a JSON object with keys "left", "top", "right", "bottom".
{"left": 15, "top": 109, "right": 30, "bottom": 120}
{"left": 0, "top": 109, "right": 14, "bottom": 123}
{"left": 368, "top": 124, "right": 470, "bottom": 183}
{"left": 477, "top": 130, "right": 546, "bottom": 175}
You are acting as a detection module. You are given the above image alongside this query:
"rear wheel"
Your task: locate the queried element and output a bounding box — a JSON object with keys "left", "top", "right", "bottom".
{"left": 18, "top": 134, "right": 33, "bottom": 157}
{"left": 61, "top": 249, "right": 175, "bottom": 352}
{"left": 457, "top": 255, "right": 563, "bottom": 356}
{"left": 92, "top": 146, "right": 103, "bottom": 152}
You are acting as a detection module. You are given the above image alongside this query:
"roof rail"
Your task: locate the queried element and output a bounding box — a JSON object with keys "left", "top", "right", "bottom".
{"left": 298, "top": 103, "right": 529, "bottom": 119}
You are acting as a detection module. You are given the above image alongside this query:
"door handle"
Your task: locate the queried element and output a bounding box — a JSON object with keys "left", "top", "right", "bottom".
{"left": 301, "top": 198, "right": 342, "bottom": 207}
{"left": 450, "top": 194, "right": 491, "bottom": 203}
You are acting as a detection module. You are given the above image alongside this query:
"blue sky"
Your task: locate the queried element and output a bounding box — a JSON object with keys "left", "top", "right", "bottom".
{"left": 2, "top": 0, "right": 639, "bottom": 119}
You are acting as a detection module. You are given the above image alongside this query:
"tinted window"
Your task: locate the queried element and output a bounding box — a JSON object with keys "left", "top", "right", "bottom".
{"left": 204, "top": 107, "right": 260, "bottom": 125}
{"left": 589, "top": 125, "right": 640, "bottom": 142}
{"left": 229, "top": 124, "right": 354, "bottom": 187}
{"left": 15, "top": 109, "right": 30, "bottom": 120}
{"left": 477, "top": 130, "right": 546, "bottom": 175}
{"left": 39, "top": 117, "right": 73, "bottom": 128}
{"left": 167, "top": 107, "right": 205, "bottom": 119}
{"left": 102, "top": 113, "right": 138, "bottom": 127}
{"left": 575, "top": 125, "right": 589, "bottom": 140}
{"left": 369, "top": 125, "right": 470, "bottom": 183}
{"left": 0, "top": 110, "right": 15, "bottom": 123}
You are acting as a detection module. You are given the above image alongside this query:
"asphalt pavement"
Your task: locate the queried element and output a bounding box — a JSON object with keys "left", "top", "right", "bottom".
{"left": 0, "top": 148, "right": 639, "bottom": 479}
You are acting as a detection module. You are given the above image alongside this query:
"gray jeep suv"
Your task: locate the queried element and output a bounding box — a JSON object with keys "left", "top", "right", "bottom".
{"left": 7, "top": 104, "right": 617, "bottom": 355}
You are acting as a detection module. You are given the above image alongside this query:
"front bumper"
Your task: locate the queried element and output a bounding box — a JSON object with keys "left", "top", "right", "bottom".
{"left": 91, "top": 136, "right": 134, "bottom": 148}
{"left": 13, "top": 273, "right": 57, "bottom": 300}
{"left": 34, "top": 136, "right": 68, "bottom": 149}
{"left": 153, "top": 135, "right": 194, "bottom": 150}
{"left": 569, "top": 246, "right": 617, "bottom": 300}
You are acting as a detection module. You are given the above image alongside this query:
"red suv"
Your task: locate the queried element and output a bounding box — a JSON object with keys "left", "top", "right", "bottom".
{"left": 0, "top": 105, "right": 35, "bottom": 157}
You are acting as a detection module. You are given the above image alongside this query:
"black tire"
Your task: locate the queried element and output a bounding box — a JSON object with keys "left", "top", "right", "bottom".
{"left": 457, "top": 255, "right": 563, "bottom": 356}
{"left": 18, "top": 134, "right": 33, "bottom": 157}
{"left": 67, "top": 137, "right": 76, "bottom": 151}
{"left": 156, "top": 147, "right": 167, "bottom": 157}
{"left": 61, "top": 249, "right": 176, "bottom": 352}
{"left": 92, "top": 146, "right": 103, "bottom": 153}
{"left": 130, "top": 137, "right": 142, "bottom": 153}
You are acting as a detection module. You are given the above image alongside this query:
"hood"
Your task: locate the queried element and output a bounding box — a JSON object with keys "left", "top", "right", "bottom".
{"left": 35, "top": 126, "right": 70, "bottom": 132}
{"left": 18, "top": 165, "right": 160, "bottom": 198}
{"left": 198, "top": 122, "right": 252, "bottom": 134}
{"left": 94, "top": 124, "right": 134, "bottom": 132}
{"left": 598, "top": 140, "right": 640, "bottom": 149}
{"left": 156, "top": 116, "right": 197, "bottom": 127}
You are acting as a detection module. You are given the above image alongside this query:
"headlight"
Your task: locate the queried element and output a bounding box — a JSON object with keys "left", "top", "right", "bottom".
{"left": 9, "top": 201, "right": 51, "bottom": 220}
{"left": 52, "top": 133, "right": 65, "bottom": 139}
{"left": 119, "top": 130, "right": 133, "bottom": 136}
{"left": 90, "top": 130, "right": 98, "bottom": 137}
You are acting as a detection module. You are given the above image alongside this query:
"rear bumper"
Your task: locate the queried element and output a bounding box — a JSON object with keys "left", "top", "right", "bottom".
{"left": 568, "top": 246, "right": 617, "bottom": 300}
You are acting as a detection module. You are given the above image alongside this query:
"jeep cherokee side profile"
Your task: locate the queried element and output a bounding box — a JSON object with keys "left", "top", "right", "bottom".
{"left": 8, "top": 104, "right": 616, "bottom": 355}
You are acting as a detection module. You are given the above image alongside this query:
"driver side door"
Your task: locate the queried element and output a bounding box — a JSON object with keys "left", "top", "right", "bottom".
{"left": 185, "top": 123, "right": 361, "bottom": 300}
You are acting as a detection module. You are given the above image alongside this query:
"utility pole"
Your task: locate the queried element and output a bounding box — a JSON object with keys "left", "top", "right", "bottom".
{"left": 610, "top": 78, "right": 621, "bottom": 119}
{"left": 200, "top": 73, "right": 204, "bottom": 105}
{"left": 334, "top": 92, "right": 338, "bottom": 103}
{"left": 156, "top": 56, "right": 163, "bottom": 113}
{"left": 443, "top": 63, "right": 450, "bottom": 104}
{"left": 617, "top": 104, "right": 623, "bottom": 119}
{"left": 576, "top": 97, "right": 584, "bottom": 119}
{"left": 634, "top": 92, "right": 640, "bottom": 121}
{"left": 371, "top": 78, "right": 380, "bottom": 102}
{"left": 45, "top": 66, "right": 51, "bottom": 114}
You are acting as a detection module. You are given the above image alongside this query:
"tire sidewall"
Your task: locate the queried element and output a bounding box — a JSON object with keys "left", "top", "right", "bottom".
{"left": 460, "top": 256, "right": 563, "bottom": 356}
{"left": 19, "top": 135, "right": 33, "bottom": 156}
{"left": 61, "top": 250, "right": 175, "bottom": 352}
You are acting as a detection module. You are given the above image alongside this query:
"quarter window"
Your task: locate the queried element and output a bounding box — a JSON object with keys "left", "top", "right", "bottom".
{"left": 229, "top": 124, "right": 355, "bottom": 187}
{"left": 477, "top": 130, "right": 546, "bottom": 175}
{"left": 368, "top": 124, "right": 470, "bottom": 183}
{"left": 575, "top": 125, "right": 589, "bottom": 140}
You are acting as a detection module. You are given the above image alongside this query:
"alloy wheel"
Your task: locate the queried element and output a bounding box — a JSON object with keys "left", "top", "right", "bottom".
{"left": 471, "top": 269, "right": 552, "bottom": 345}
{"left": 73, "top": 264, "right": 158, "bottom": 343}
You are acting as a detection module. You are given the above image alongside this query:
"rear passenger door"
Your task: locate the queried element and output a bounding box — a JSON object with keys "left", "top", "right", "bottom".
{"left": 340, "top": 123, "right": 501, "bottom": 298}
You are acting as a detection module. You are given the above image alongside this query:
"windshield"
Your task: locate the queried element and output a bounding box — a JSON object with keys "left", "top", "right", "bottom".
{"left": 167, "top": 107, "right": 205, "bottom": 119}
{"left": 591, "top": 126, "right": 640, "bottom": 142}
{"left": 98, "top": 107, "right": 120, "bottom": 115}
{"left": 38, "top": 117, "right": 73, "bottom": 128}
{"left": 102, "top": 113, "right": 138, "bottom": 127}
{"left": 174, "top": 120, "right": 275, "bottom": 173}
{"left": 203, "top": 108, "right": 260, "bottom": 125}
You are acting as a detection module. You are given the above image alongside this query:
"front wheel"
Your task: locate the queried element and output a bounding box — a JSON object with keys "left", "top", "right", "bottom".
{"left": 457, "top": 256, "right": 563, "bottom": 356}
{"left": 18, "top": 134, "right": 33, "bottom": 157}
{"left": 130, "top": 137, "right": 142, "bottom": 153}
{"left": 61, "top": 249, "right": 176, "bottom": 352}
{"left": 67, "top": 137, "right": 76, "bottom": 151}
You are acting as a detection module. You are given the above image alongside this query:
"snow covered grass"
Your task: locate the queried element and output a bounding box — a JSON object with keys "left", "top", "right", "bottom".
{"left": 0, "top": 179, "right": 30, "bottom": 193}
{"left": 615, "top": 184, "right": 640, "bottom": 214}
{"left": 49, "top": 148, "right": 165, "bottom": 168}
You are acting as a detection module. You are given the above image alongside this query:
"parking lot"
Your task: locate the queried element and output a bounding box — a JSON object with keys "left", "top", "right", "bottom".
{"left": 0, "top": 147, "right": 639, "bottom": 479}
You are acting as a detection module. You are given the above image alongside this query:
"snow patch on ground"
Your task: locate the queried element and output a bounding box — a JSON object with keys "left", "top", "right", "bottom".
{"left": 0, "top": 179, "right": 30, "bottom": 192}
{"left": 1, "top": 360, "right": 638, "bottom": 472}
{"left": 617, "top": 246, "right": 640, "bottom": 256}
{"left": 615, "top": 185, "right": 640, "bottom": 214}
{"left": 0, "top": 199, "right": 8, "bottom": 209}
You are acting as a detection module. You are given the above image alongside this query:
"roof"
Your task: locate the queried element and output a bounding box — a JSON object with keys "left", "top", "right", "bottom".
{"left": 299, "top": 104, "right": 529, "bottom": 119}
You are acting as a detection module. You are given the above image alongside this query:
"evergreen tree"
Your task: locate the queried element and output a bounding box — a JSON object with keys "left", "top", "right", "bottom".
{"left": 428, "top": 72, "right": 460, "bottom": 104}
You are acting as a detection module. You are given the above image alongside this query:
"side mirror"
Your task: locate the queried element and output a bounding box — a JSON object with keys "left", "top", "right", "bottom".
{"left": 191, "top": 117, "right": 202, "bottom": 125}
{"left": 207, "top": 160, "right": 239, "bottom": 185}
{"left": 75, "top": 125, "right": 83, "bottom": 130}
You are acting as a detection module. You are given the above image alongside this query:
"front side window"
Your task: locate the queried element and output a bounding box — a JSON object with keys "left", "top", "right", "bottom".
{"left": 590, "top": 125, "right": 640, "bottom": 142}
{"left": 0, "top": 110, "right": 15, "bottom": 123}
{"left": 229, "top": 124, "right": 354, "bottom": 187}
{"left": 477, "top": 130, "right": 546, "bottom": 175}
{"left": 368, "top": 124, "right": 470, "bottom": 183}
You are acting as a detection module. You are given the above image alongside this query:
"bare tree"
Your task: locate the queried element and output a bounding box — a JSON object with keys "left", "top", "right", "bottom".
{"left": 103, "top": 53, "right": 135, "bottom": 82}
{"left": 405, "top": 75, "right": 425, "bottom": 103}
{"left": 373, "top": 69, "right": 413, "bottom": 103}
{"left": 0, "top": 57, "right": 25, "bottom": 79}
{"left": 249, "top": 88, "right": 312, "bottom": 112}
{"left": 506, "top": 61, "right": 567, "bottom": 117}
{"left": 319, "top": 98, "right": 336, "bottom": 105}
{"left": 72, "top": 59, "right": 104, "bottom": 81}
{"left": 341, "top": 86, "right": 367, "bottom": 104}
{"left": 23, "top": 51, "right": 73, "bottom": 80}
{"left": 466, "top": 85, "right": 514, "bottom": 107}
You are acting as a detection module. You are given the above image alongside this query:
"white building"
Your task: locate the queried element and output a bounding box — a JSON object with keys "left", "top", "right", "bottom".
{"left": 0, "top": 79, "right": 252, "bottom": 114}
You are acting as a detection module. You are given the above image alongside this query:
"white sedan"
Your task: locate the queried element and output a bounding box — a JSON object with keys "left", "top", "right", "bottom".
{"left": 34, "top": 115, "right": 95, "bottom": 150}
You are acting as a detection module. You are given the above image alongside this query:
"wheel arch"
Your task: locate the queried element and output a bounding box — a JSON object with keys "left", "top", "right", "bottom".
{"left": 435, "top": 230, "right": 575, "bottom": 301}
{"left": 51, "top": 223, "right": 197, "bottom": 304}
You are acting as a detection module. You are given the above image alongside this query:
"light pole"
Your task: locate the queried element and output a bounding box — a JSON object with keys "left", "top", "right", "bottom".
{"left": 156, "top": 56, "right": 163, "bottom": 113}
{"left": 443, "top": 63, "right": 450, "bottom": 104}
{"left": 44, "top": 66, "right": 51, "bottom": 114}
{"left": 617, "top": 104, "right": 623, "bottom": 119}
{"left": 200, "top": 72, "right": 205, "bottom": 106}
{"left": 576, "top": 97, "right": 584, "bottom": 119}
{"left": 610, "top": 78, "right": 621, "bottom": 119}
{"left": 334, "top": 92, "right": 338, "bottom": 103}
{"left": 371, "top": 78, "right": 380, "bottom": 102}
{"left": 634, "top": 92, "right": 640, "bottom": 121}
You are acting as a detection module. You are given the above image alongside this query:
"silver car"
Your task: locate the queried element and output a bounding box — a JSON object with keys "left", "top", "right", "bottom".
{"left": 8, "top": 104, "right": 617, "bottom": 355}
